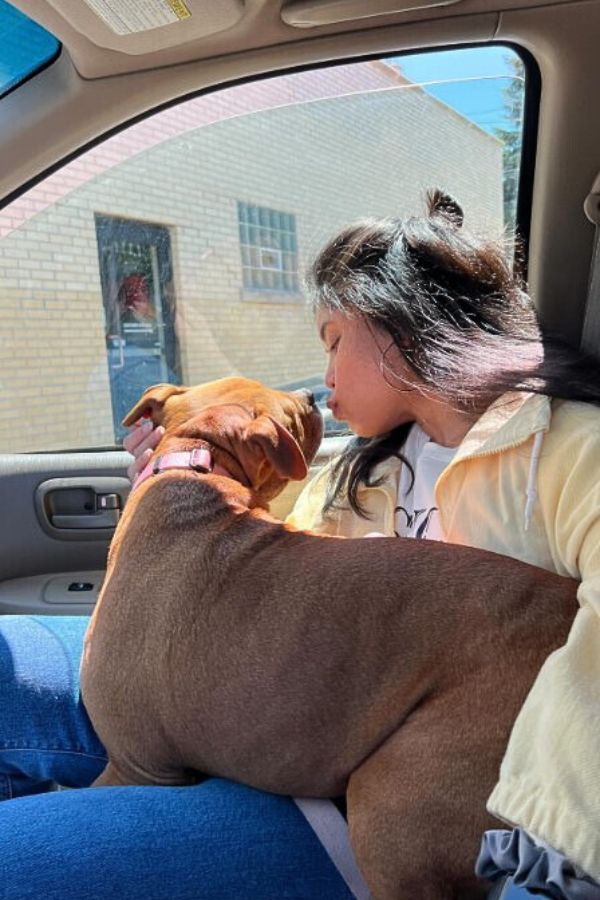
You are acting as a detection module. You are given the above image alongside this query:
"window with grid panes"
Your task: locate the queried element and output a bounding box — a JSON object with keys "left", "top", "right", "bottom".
{"left": 238, "top": 202, "right": 299, "bottom": 295}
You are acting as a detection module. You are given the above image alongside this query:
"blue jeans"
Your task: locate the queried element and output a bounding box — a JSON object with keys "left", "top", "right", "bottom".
{"left": 0, "top": 615, "right": 555, "bottom": 900}
{"left": 0, "top": 615, "right": 353, "bottom": 899}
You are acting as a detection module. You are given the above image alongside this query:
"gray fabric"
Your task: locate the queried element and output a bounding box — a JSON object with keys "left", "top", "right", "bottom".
{"left": 476, "top": 828, "right": 600, "bottom": 899}
{"left": 487, "top": 877, "right": 518, "bottom": 900}
{"left": 293, "top": 798, "right": 372, "bottom": 900}
{"left": 487, "top": 879, "right": 503, "bottom": 900}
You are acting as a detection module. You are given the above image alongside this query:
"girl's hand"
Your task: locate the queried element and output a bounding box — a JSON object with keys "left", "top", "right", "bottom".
{"left": 123, "top": 420, "right": 165, "bottom": 485}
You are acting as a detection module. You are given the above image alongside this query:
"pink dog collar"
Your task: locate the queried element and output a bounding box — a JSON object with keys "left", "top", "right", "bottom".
{"left": 134, "top": 447, "right": 213, "bottom": 491}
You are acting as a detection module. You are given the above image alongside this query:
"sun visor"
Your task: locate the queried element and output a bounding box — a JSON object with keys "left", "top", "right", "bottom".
{"left": 23, "top": 0, "right": 244, "bottom": 56}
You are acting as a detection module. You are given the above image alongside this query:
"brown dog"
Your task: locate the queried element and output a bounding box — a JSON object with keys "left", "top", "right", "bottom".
{"left": 81, "top": 377, "right": 577, "bottom": 900}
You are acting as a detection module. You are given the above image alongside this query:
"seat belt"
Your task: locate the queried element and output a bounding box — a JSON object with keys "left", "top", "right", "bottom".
{"left": 293, "top": 798, "right": 372, "bottom": 899}
{"left": 582, "top": 173, "right": 600, "bottom": 354}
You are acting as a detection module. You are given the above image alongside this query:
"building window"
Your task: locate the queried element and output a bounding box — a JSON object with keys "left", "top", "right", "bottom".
{"left": 238, "top": 202, "right": 299, "bottom": 294}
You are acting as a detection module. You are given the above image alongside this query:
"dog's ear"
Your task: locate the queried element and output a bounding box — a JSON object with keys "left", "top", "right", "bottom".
{"left": 244, "top": 415, "right": 308, "bottom": 481}
{"left": 122, "top": 383, "right": 187, "bottom": 427}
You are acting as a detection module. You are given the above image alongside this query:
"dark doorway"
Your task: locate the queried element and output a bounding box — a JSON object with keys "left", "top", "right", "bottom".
{"left": 95, "top": 215, "right": 181, "bottom": 441}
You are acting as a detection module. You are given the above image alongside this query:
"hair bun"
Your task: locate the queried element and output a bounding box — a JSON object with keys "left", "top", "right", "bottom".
{"left": 426, "top": 188, "right": 464, "bottom": 228}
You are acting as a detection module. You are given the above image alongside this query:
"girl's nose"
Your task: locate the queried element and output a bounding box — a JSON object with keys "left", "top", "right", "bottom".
{"left": 324, "top": 360, "right": 335, "bottom": 390}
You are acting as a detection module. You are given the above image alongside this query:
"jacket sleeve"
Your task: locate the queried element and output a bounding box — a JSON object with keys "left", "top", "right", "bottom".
{"left": 540, "top": 407, "right": 600, "bottom": 610}
{"left": 488, "top": 406, "right": 600, "bottom": 880}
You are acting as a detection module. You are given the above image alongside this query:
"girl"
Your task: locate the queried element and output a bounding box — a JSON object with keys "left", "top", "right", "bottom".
{"left": 3, "top": 191, "right": 600, "bottom": 899}
{"left": 291, "top": 190, "right": 600, "bottom": 897}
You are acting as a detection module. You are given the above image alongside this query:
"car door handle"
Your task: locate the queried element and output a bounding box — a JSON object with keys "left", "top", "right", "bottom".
{"left": 52, "top": 499, "right": 120, "bottom": 529}
{"left": 35, "top": 477, "right": 131, "bottom": 541}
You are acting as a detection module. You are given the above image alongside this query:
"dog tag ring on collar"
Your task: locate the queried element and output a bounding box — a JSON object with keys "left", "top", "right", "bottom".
{"left": 152, "top": 448, "right": 213, "bottom": 476}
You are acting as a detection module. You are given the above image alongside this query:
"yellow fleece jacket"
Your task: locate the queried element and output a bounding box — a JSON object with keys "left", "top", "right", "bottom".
{"left": 286, "top": 392, "right": 600, "bottom": 881}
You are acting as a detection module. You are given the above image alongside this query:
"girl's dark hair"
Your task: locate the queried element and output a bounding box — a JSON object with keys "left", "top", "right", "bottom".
{"left": 308, "top": 188, "right": 600, "bottom": 518}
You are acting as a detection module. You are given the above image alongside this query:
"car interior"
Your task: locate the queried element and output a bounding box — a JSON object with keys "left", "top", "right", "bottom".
{"left": 1, "top": 1, "right": 599, "bottom": 894}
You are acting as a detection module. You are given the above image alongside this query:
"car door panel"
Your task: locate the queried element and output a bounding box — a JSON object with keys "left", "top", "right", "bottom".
{"left": 0, "top": 452, "right": 128, "bottom": 615}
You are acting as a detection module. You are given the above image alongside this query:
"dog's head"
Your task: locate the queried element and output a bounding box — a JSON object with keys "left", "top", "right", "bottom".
{"left": 123, "top": 377, "right": 324, "bottom": 501}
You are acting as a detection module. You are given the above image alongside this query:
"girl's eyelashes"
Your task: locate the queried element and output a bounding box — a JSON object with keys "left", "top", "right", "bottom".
{"left": 326, "top": 337, "right": 340, "bottom": 354}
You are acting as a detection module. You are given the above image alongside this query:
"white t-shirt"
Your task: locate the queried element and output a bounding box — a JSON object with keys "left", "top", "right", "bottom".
{"left": 394, "top": 423, "right": 457, "bottom": 541}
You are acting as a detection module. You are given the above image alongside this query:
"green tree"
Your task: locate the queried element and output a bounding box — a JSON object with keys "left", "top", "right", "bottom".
{"left": 494, "top": 55, "right": 525, "bottom": 228}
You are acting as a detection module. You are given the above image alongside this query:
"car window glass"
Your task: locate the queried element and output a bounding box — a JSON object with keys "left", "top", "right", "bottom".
{"left": 0, "top": 46, "right": 526, "bottom": 450}
{"left": 0, "top": 0, "right": 60, "bottom": 98}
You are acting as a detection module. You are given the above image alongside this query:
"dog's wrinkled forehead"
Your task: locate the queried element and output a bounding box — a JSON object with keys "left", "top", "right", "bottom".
{"left": 170, "top": 378, "right": 298, "bottom": 424}
{"left": 122, "top": 376, "right": 306, "bottom": 429}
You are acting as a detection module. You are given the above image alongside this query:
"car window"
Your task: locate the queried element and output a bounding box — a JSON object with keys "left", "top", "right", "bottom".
{"left": 0, "top": 45, "right": 526, "bottom": 450}
{"left": 0, "top": 0, "right": 60, "bottom": 99}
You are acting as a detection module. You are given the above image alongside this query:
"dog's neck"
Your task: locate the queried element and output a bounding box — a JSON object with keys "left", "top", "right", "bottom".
{"left": 134, "top": 440, "right": 252, "bottom": 492}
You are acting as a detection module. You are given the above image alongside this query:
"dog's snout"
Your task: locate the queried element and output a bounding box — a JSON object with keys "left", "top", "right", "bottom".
{"left": 293, "top": 388, "right": 316, "bottom": 406}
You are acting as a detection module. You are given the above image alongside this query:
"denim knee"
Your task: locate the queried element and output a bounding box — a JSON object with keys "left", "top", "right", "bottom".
{"left": 0, "top": 616, "right": 106, "bottom": 798}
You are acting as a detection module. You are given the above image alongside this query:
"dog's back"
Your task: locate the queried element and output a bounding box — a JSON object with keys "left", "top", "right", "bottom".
{"left": 83, "top": 492, "right": 576, "bottom": 898}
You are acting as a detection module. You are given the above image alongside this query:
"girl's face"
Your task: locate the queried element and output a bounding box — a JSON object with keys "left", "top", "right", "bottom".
{"left": 316, "top": 309, "right": 426, "bottom": 438}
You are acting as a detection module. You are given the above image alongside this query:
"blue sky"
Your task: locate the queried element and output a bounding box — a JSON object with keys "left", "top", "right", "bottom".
{"left": 393, "top": 46, "right": 523, "bottom": 135}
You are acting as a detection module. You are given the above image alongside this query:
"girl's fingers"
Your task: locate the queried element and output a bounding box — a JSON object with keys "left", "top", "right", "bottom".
{"left": 123, "top": 421, "right": 165, "bottom": 488}
{"left": 135, "top": 426, "right": 164, "bottom": 458}
{"left": 127, "top": 448, "right": 153, "bottom": 485}
{"left": 123, "top": 423, "right": 165, "bottom": 457}
{"left": 123, "top": 420, "right": 154, "bottom": 454}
